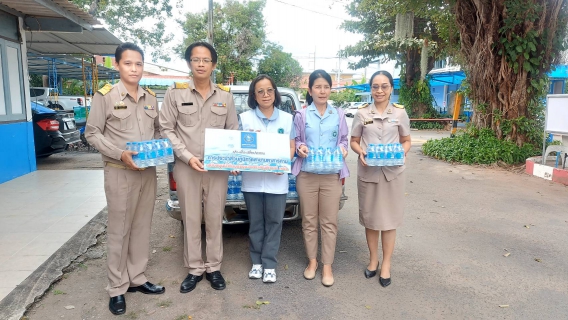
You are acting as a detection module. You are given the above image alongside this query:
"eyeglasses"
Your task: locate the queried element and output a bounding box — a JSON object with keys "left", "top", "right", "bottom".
{"left": 256, "top": 88, "right": 275, "bottom": 96}
{"left": 371, "top": 85, "right": 391, "bottom": 92}
{"left": 190, "top": 58, "right": 213, "bottom": 64}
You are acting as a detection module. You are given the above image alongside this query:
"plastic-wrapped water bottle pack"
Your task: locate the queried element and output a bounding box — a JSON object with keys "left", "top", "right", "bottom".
{"left": 304, "top": 146, "right": 344, "bottom": 173}
{"left": 365, "top": 143, "right": 405, "bottom": 166}
{"left": 126, "top": 139, "right": 175, "bottom": 168}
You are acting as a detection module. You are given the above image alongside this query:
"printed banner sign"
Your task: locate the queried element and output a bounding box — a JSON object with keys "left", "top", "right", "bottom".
{"left": 204, "top": 129, "right": 291, "bottom": 173}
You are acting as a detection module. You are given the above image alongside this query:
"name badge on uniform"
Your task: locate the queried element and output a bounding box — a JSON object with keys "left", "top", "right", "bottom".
{"left": 114, "top": 101, "right": 126, "bottom": 109}
{"left": 213, "top": 102, "right": 226, "bottom": 107}
{"left": 388, "top": 118, "right": 399, "bottom": 123}
{"left": 144, "top": 105, "right": 155, "bottom": 110}
{"left": 181, "top": 102, "right": 193, "bottom": 106}
{"left": 364, "top": 118, "right": 373, "bottom": 125}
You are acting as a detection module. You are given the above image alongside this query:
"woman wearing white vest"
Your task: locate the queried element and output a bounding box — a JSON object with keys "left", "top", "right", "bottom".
{"left": 239, "top": 75, "right": 295, "bottom": 283}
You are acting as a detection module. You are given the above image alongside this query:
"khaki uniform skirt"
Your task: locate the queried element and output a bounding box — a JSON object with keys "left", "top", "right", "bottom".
{"left": 357, "top": 170, "right": 405, "bottom": 231}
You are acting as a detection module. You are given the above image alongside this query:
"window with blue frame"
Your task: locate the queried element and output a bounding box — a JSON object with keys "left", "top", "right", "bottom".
{"left": 0, "top": 10, "right": 25, "bottom": 123}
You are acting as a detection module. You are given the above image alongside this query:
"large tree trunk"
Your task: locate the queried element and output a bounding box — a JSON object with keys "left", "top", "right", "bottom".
{"left": 454, "top": 0, "right": 566, "bottom": 146}
{"left": 402, "top": 46, "right": 435, "bottom": 117}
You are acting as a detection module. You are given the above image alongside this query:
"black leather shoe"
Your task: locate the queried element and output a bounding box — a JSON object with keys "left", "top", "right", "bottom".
{"left": 364, "top": 269, "right": 377, "bottom": 278}
{"left": 379, "top": 277, "right": 391, "bottom": 287}
{"left": 205, "top": 271, "right": 226, "bottom": 290}
{"left": 127, "top": 281, "right": 165, "bottom": 295}
{"left": 180, "top": 273, "right": 203, "bottom": 293}
{"left": 109, "top": 295, "right": 126, "bottom": 315}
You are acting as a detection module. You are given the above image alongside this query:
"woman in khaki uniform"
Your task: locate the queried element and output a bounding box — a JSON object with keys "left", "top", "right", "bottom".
{"left": 350, "top": 70, "right": 411, "bottom": 287}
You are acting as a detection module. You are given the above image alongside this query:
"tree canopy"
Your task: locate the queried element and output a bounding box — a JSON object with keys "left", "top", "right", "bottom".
{"left": 178, "top": 0, "right": 267, "bottom": 84}
{"left": 257, "top": 43, "right": 303, "bottom": 88}
{"left": 70, "top": 0, "right": 181, "bottom": 61}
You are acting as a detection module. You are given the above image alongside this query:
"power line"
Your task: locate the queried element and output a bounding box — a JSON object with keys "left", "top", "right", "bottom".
{"left": 272, "top": 0, "right": 347, "bottom": 20}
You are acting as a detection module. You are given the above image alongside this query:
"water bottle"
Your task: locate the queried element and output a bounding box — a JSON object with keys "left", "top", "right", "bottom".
{"left": 235, "top": 174, "right": 244, "bottom": 200}
{"left": 136, "top": 142, "right": 148, "bottom": 168}
{"left": 394, "top": 143, "right": 404, "bottom": 165}
{"left": 385, "top": 144, "right": 395, "bottom": 166}
{"left": 145, "top": 141, "right": 157, "bottom": 166}
{"left": 163, "top": 139, "right": 175, "bottom": 163}
{"left": 288, "top": 174, "right": 298, "bottom": 199}
{"left": 367, "top": 144, "right": 376, "bottom": 166}
{"left": 306, "top": 146, "right": 316, "bottom": 171}
{"left": 154, "top": 140, "right": 165, "bottom": 165}
{"left": 127, "top": 142, "right": 138, "bottom": 167}
{"left": 316, "top": 147, "right": 325, "bottom": 171}
{"left": 376, "top": 144, "right": 385, "bottom": 167}
{"left": 227, "top": 175, "right": 236, "bottom": 200}
{"left": 324, "top": 147, "right": 333, "bottom": 172}
{"left": 333, "top": 147, "right": 343, "bottom": 171}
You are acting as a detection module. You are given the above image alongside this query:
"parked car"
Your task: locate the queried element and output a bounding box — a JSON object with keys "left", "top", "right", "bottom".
{"left": 344, "top": 102, "right": 369, "bottom": 117}
{"left": 165, "top": 86, "right": 348, "bottom": 224}
{"left": 30, "top": 87, "right": 91, "bottom": 111}
{"left": 31, "top": 102, "right": 81, "bottom": 157}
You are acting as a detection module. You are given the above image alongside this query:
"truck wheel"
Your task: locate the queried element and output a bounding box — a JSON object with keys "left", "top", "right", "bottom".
{"left": 49, "top": 104, "right": 64, "bottom": 111}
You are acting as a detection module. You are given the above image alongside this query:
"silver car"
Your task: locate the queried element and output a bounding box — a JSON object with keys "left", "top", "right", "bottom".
{"left": 165, "top": 86, "right": 348, "bottom": 224}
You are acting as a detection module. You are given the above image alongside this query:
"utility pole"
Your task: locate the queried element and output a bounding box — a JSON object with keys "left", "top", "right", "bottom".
{"left": 208, "top": 0, "right": 215, "bottom": 83}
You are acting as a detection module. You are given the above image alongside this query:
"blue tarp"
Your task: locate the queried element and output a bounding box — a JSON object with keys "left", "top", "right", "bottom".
{"left": 343, "top": 66, "right": 568, "bottom": 92}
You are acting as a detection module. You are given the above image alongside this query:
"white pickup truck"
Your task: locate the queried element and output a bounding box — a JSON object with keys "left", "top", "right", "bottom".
{"left": 30, "top": 87, "right": 91, "bottom": 111}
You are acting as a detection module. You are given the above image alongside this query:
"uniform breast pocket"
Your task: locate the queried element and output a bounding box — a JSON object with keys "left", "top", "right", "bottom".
{"left": 385, "top": 118, "right": 400, "bottom": 133}
{"left": 321, "top": 124, "right": 339, "bottom": 142}
{"left": 178, "top": 104, "right": 198, "bottom": 127}
{"left": 144, "top": 109, "right": 157, "bottom": 129}
{"left": 110, "top": 109, "right": 133, "bottom": 131}
{"left": 210, "top": 106, "right": 227, "bottom": 128}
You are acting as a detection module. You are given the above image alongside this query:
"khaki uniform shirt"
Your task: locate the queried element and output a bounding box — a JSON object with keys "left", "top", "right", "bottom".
{"left": 85, "top": 81, "right": 160, "bottom": 165}
{"left": 351, "top": 103, "right": 410, "bottom": 182}
{"left": 159, "top": 81, "right": 239, "bottom": 164}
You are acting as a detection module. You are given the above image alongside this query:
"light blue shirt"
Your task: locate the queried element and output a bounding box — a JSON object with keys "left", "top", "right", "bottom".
{"left": 238, "top": 107, "right": 295, "bottom": 139}
{"left": 300, "top": 102, "right": 340, "bottom": 174}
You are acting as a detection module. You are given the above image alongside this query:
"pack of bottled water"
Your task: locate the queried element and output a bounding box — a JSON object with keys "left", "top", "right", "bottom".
{"left": 366, "top": 143, "right": 405, "bottom": 166}
{"left": 227, "top": 174, "right": 244, "bottom": 201}
{"left": 126, "top": 139, "right": 175, "bottom": 168}
{"left": 304, "top": 146, "right": 344, "bottom": 173}
{"left": 287, "top": 174, "right": 298, "bottom": 199}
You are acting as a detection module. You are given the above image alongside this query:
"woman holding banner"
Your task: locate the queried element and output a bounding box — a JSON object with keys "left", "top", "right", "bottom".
{"left": 239, "top": 74, "right": 295, "bottom": 283}
{"left": 292, "top": 69, "right": 349, "bottom": 287}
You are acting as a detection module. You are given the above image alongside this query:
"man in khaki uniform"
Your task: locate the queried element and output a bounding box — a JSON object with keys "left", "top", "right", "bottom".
{"left": 160, "top": 42, "right": 238, "bottom": 293}
{"left": 85, "top": 43, "right": 165, "bottom": 316}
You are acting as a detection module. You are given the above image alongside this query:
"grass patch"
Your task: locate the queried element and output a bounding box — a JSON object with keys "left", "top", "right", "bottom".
{"left": 174, "top": 315, "right": 189, "bottom": 320}
{"left": 162, "top": 246, "right": 172, "bottom": 252}
{"left": 422, "top": 128, "right": 539, "bottom": 165}
{"left": 157, "top": 299, "right": 172, "bottom": 308}
{"left": 52, "top": 289, "right": 65, "bottom": 295}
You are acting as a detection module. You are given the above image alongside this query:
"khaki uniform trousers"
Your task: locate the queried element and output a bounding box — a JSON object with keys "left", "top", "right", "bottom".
{"left": 173, "top": 159, "right": 229, "bottom": 275}
{"left": 296, "top": 171, "right": 343, "bottom": 265}
{"left": 104, "top": 164, "right": 157, "bottom": 297}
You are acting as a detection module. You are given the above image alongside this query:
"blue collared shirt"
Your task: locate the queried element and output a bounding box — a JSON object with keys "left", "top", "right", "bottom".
{"left": 300, "top": 102, "right": 340, "bottom": 173}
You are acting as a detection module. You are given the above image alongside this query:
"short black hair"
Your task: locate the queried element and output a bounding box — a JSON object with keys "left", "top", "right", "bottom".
{"left": 247, "top": 74, "right": 282, "bottom": 109}
{"left": 184, "top": 41, "right": 218, "bottom": 63}
{"left": 369, "top": 70, "right": 394, "bottom": 87}
{"left": 115, "top": 42, "right": 144, "bottom": 63}
{"left": 306, "top": 69, "right": 332, "bottom": 105}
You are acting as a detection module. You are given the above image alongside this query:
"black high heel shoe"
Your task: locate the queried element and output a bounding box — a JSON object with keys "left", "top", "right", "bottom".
{"left": 379, "top": 276, "right": 391, "bottom": 287}
{"left": 364, "top": 268, "right": 377, "bottom": 278}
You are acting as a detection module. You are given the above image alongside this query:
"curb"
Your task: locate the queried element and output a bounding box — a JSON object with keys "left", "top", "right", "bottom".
{"left": 0, "top": 208, "right": 108, "bottom": 320}
{"left": 526, "top": 157, "right": 568, "bottom": 186}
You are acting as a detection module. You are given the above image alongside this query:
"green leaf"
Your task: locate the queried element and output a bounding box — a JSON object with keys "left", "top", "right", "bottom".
{"left": 516, "top": 45, "right": 523, "bottom": 52}
{"left": 528, "top": 42, "right": 536, "bottom": 52}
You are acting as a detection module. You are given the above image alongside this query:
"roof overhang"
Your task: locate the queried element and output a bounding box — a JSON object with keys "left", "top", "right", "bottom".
{"left": 0, "top": 0, "right": 122, "bottom": 55}
{"left": 27, "top": 53, "right": 119, "bottom": 80}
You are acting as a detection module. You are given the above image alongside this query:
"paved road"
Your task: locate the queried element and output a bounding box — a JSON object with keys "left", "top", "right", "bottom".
{"left": 25, "top": 131, "right": 568, "bottom": 319}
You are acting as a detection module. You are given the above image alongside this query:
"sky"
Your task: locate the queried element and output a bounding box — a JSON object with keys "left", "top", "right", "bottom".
{"left": 158, "top": 0, "right": 388, "bottom": 81}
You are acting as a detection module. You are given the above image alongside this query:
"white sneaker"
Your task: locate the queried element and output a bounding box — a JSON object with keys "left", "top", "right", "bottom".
{"left": 249, "top": 264, "right": 263, "bottom": 279}
{"left": 263, "top": 269, "right": 276, "bottom": 283}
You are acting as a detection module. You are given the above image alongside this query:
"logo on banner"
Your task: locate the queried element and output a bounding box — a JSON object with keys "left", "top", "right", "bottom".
{"left": 241, "top": 132, "right": 258, "bottom": 149}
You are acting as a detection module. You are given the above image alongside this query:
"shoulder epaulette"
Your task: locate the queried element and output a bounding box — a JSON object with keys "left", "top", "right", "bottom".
{"left": 174, "top": 82, "right": 189, "bottom": 89}
{"left": 358, "top": 103, "right": 370, "bottom": 109}
{"left": 144, "top": 87, "right": 156, "bottom": 97}
{"left": 216, "top": 84, "right": 230, "bottom": 92}
{"left": 393, "top": 103, "right": 404, "bottom": 109}
{"left": 97, "top": 83, "right": 113, "bottom": 96}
